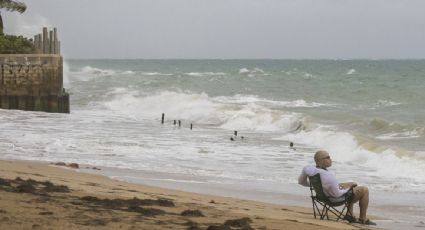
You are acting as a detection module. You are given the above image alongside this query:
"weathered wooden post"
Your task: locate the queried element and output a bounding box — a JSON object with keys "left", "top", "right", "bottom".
{"left": 42, "top": 27, "right": 48, "bottom": 54}
{"left": 37, "top": 34, "right": 42, "bottom": 52}
{"left": 34, "top": 35, "right": 39, "bottom": 50}
{"left": 49, "top": 30, "right": 54, "bottom": 54}
{"left": 53, "top": 28, "right": 58, "bottom": 54}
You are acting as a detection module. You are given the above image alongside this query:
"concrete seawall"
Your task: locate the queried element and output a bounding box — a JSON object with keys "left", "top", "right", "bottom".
{"left": 0, "top": 54, "right": 69, "bottom": 113}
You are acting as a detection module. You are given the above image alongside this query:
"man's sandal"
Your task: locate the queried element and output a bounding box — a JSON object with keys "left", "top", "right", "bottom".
{"left": 359, "top": 219, "right": 377, "bottom": 225}
{"left": 343, "top": 215, "right": 360, "bottom": 223}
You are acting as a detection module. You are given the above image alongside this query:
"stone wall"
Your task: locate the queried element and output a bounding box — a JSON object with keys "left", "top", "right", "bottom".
{"left": 0, "top": 54, "right": 69, "bottom": 113}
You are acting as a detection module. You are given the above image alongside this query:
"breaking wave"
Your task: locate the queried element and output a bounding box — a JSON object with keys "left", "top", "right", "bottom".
{"left": 278, "top": 125, "right": 425, "bottom": 191}
{"left": 102, "top": 90, "right": 306, "bottom": 132}
{"left": 239, "top": 68, "right": 270, "bottom": 77}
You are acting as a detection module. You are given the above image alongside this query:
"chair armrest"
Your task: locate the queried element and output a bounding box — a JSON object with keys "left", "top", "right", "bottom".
{"left": 344, "top": 187, "right": 355, "bottom": 201}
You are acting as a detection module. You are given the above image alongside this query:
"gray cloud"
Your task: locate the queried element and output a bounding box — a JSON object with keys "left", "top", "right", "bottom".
{"left": 3, "top": 0, "right": 425, "bottom": 59}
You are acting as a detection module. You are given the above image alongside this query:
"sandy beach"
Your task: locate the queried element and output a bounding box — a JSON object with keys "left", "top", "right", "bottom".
{"left": 0, "top": 159, "right": 376, "bottom": 230}
{"left": 3, "top": 0, "right": 425, "bottom": 229}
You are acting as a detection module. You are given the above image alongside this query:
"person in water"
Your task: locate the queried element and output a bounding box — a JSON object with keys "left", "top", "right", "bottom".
{"left": 289, "top": 142, "right": 296, "bottom": 150}
{"left": 298, "top": 150, "right": 376, "bottom": 225}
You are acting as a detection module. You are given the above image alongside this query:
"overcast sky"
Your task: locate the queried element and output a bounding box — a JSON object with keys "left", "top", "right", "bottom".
{"left": 3, "top": 0, "right": 425, "bottom": 59}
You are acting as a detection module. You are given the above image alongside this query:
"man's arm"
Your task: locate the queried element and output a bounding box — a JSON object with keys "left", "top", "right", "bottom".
{"left": 298, "top": 166, "right": 310, "bottom": 187}
{"left": 322, "top": 172, "right": 349, "bottom": 198}
{"left": 339, "top": 182, "right": 357, "bottom": 189}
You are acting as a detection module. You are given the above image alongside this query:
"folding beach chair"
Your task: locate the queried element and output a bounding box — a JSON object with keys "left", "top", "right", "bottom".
{"left": 308, "top": 174, "right": 354, "bottom": 221}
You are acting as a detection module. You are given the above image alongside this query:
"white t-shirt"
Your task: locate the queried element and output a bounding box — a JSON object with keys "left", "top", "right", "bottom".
{"left": 298, "top": 165, "right": 348, "bottom": 198}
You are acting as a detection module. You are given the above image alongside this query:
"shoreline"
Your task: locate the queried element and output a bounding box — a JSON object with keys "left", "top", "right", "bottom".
{"left": 78, "top": 162, "right": 425, "bottom": 229}
{"left": 0, "top": 159, "right": 373, "bottom": 230}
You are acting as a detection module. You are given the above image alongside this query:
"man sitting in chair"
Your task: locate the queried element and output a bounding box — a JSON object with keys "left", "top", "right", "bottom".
{"left": 298, "top": 150, "right": 376, "bottom": 225}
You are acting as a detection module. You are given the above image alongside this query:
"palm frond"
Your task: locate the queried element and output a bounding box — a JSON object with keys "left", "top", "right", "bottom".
{"left": 0, "top": 0, "right": 27, "bottom": 13}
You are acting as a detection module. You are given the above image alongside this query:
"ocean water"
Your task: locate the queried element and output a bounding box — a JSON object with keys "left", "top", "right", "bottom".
{"left": 1, "top": 59, "right": 425, "bottom": 228}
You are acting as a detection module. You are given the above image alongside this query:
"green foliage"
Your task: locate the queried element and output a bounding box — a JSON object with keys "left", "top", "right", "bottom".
{"left": 0, "top": 0, "right": 27, "bottom": 13}
{"left": 0, "top": 35, "right": 36, "bottom": 54}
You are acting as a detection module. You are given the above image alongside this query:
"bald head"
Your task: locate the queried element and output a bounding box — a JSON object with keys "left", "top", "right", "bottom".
{"left": 314, "top": 150, "right": 332, "bottom": 168}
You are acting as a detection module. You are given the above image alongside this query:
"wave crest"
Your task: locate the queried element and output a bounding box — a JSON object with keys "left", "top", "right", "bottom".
{"left": 239, "top": 68, "right": 269, "bottom": 77}
{"left": 103, "top": 90, "right": 306, "bottom": 132}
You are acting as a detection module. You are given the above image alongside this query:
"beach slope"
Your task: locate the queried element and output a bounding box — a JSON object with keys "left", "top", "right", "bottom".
{"left": 0, "top": 160, "right": 366, "bottom": 230}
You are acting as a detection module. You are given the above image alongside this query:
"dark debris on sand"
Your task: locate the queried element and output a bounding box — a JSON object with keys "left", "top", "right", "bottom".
{"left": 206, "top": 217, "right": 254, "bottom": 230}
{"left": 224, "top": 217, "right": 253, "bottom": 228}
{"left": 207, "top": 225, "right": 231, "bottom": 230}
{"left": 80, "top": 196, "right": 173, "bottom": 216}
{"left": 80, "top": 196, "right": 174, "bottom": 208}
{"left": 0, "top": 177, "right": 70, "bottom": 194}
{"left": 1, "top": 176, "right": 257, "bottom": 229}
{"left": 0, "top": 178, "right": 11, "bottom": 186}
{"left": 181, "top": 209, "right": 205, "bottom": 217}
{"left": 185, "top": 221, "right": 202, "bottom": 230}
{"left": 127, "top": 206, "right": 165, "bottom": 216}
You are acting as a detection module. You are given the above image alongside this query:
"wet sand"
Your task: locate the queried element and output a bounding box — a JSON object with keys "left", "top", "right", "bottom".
{"left": 0, "top": 160, "right": 376, "bottom": 230}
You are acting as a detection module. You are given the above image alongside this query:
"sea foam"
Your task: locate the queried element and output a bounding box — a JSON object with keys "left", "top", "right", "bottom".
{"left": 278, "top": 125, "right": 425, "bottom": 192}
{"left": 103, "top": 90, "right": 305, "bottom": 132}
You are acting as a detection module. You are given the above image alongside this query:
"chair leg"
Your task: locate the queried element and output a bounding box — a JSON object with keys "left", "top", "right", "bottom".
{"left": 345, "top": 202, "right": 353, "bottom": 217}
{"left": 311, "top": 198, "right": 317, "bottom": 219}
{"left": 336, "top": 205, "right": 347, "bottom": 221}
{"left": 311, "top": 199, "right": 351, "bottom": 222}
{"left": 316, "top": 202, "right": 325, "bottom": 219}
{"left": 320, "top": 204, "right": 328, "bottom": 220}
{"left": 325, "top": 206, "right": 330, "bottom": 220}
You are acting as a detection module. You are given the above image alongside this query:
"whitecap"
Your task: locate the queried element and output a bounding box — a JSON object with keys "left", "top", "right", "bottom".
{"left": 122, "top": 70, "right": 135, "bottom": 75}
{"left": 141, "top": 72, "right": 173, "bottom": 76}
{"left": 375, "top": 100, "right": 402, "bottom": 108}
{"left": 376, "top": 130, "right": 421, "bottom": 140}
{"left": 346, "top": 69, "right": 356, "bottom": 75}
{"left": 302, "top": 73, "right": 316, "bottom": 79}
{"left": 239, "top": 68, "right": 250, "bottom": 74}
{"left": 239, "top": 67, "right": 267, "bottom": 77}
{"left": 214, "top": 95, "right": 332, "bottom": 108}
{"left": 184, "top": 72, "right": 226, "bottom": 77}
{"left": 80, "top": 66, "right": 116, "bottom": 76}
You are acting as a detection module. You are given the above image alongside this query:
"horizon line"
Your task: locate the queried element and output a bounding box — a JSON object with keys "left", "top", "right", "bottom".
{"left": 63, "top": 57, "right": 425, "bottom": 61}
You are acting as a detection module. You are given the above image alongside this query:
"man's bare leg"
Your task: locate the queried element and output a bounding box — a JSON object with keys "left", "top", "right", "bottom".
{"left": 351, "top": 186, "right": 369, "bottom": 220}
{"left": 339, "top": 182, "right": 357, "bottom": 217}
